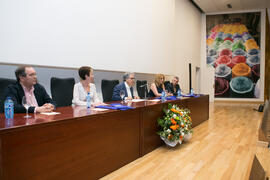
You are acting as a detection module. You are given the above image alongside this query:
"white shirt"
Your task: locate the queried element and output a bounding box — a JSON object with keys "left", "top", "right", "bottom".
{"left": 72, "top": 82, "right": 101, "bottom": 106}
{"left": 124, "top": 82, "right": 132, "bottom": 98}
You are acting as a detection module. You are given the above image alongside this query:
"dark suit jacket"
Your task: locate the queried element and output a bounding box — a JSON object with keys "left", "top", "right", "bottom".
{"left": 3, "top": 82, "right": 56, "bottom": 113}
{"left": 112, "top": 82, "right": 134, "bottom": 101}
{"left": 165, "top": 83, "right": 180, "bottom": 96}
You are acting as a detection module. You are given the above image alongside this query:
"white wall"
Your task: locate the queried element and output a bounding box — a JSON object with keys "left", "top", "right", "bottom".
{"left": 0, "top": 0, "right": 176, "bottom": 75}
{"left": 152, "top": 0, "right": 175, "bottom": 75}
{"left": 0, "top": 0, "right": 204, "bottom": 97}
{"left": 200, "top": 14, "right": 215, "bottom": 102}
{"left": 175, "top": 0, "right": 202, "bottom": 93}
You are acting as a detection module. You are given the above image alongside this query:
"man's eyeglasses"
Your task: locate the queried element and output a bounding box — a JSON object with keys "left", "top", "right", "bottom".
{"left": 26, "top": 73, "right": 37, "bottom": 77}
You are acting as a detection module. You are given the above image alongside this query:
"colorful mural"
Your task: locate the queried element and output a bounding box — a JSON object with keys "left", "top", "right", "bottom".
{"left": 206, "top": 12, "right": 261, "bottom": 98}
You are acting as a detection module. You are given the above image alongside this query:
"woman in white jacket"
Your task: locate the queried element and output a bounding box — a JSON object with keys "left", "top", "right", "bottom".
{"left": 72, "top": 66, "right": 103, "bottom": 106}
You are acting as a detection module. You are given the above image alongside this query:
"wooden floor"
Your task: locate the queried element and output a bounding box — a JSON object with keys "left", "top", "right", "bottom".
{"left": 101, "top": 102, "right": 270, "bottom": 180}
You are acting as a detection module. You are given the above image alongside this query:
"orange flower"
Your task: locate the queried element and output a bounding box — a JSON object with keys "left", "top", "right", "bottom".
{"left": 171, "top": 118, "right": 177, "bottom": 124}
{"left": 170, "top": 125, "right": 179, "bottom": 130}
{"left": 171, "top": 108, "right": 182, "bottom": 115}
{"left": 168, "top": 134, "right": 173, "bottom": 140}
{"left": 179, "top": 135, "right": 184, "bottom": 139}
{"left": 181, "top": 124, "right": 185, "bottom": 128}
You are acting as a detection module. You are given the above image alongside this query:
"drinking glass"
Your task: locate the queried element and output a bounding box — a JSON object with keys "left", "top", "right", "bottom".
{"left": 120, "top": 90, "right": 125, "bottom": 102}
{"left": 22, "top": 96, "right": 31, "bottom": 118}
{"left": 165, "top": 90, "right": 168, "bottom": 97}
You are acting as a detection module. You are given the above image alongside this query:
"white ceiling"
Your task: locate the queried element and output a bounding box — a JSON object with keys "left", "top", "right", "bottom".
{"left": 193, "top": 0, "right": 270, "bottom": 13}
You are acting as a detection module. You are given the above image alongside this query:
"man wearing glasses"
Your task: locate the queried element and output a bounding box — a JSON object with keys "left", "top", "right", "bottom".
{"left": 3, "top": 66, "right": 55, "bottom": 113}
{"left": 112, "top": 72, "right": 139, "bottom": 101}
{"left": 166, "top": 76, "right": 181, "bottom": 96}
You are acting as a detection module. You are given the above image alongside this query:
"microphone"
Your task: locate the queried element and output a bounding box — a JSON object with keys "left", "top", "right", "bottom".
{"left": 140, "top": 84, "right": 148, "bottom": 88}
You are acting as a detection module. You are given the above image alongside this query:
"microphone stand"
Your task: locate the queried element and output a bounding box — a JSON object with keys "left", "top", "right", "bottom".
{"left": 140, "top": 84, "right": 148, "bottom": 99}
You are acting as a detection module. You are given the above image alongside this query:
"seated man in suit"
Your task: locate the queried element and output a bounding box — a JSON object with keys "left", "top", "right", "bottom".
{"left": 112, "top": 72, "right": 139, "bottom": 101}
{"left": 3, "top": 66, "right": 56, "bottom": 113}
{"left": 165, "top": 76, "right": 180, "bottom": 96}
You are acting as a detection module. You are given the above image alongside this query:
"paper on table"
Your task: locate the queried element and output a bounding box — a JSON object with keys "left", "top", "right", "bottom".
{"left": 40, "top": 112, "right": 61, "bottom": 115}
{"left": 148, "top": 99, "right": 160, "bottom": 102}
{"left": 131, "top": 99, "right": 146, "bottom": 102}
{"left": 92, "top": 108, "right": 109, "bottom": 111}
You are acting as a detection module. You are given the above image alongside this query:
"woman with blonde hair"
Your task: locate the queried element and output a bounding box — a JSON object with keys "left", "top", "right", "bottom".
{"left": 148, "top": 74, "right": 166, "bottom": 98}
{"left": 72, "top": 66, "right": 103, "bottom": 106}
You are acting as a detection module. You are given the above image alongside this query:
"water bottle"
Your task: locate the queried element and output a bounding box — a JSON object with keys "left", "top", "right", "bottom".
{"left": 161, "top": 91, "right": 166, "bottom": 102}
{"left": 86, "top": 92, "right": 91, "bottom": 108}
{"left": 5, "top": 118, "right": 14, "bottom": 127}
{"left": 177, "top": 89, "right": 181, "bottom": 98}
{"left": 190, "top": 88, "right": 194, "bottom": 96}
{"left": 4, "top": 97, "right": 14, "bottom": 119}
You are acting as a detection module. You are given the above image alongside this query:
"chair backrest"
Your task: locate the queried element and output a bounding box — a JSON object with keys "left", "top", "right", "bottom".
{"left": 101, "top": 79, "right": 119, "bottom": 102}
{"left": 50, "top": 77, "right": 75, "bottom": 107}
{"left": 0, "top": 78, "right": 17, "bottom": 112}
{"left": 136, "top": 80, "right": 147, "bottom": 99}
{"left": 164, "top": 81, "right": 170, "bottom": 89}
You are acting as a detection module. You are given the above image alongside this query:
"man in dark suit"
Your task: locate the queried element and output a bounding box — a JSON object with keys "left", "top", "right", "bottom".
{"left": 166, "top": 76, "right": 180, "bottom": 96}
{"left": 3, "top": 66, "right": 55, "bottom": 113}
{"left": 112, "top": 72, "right": 139, "bottom": 101}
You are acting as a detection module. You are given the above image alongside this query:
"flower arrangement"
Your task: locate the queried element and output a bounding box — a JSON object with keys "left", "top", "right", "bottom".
{"left": 157, "top": 103, "right": 193, "bottom": 147}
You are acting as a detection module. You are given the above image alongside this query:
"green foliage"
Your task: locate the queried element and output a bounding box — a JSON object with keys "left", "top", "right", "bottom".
{"left": 157, "top": 103, "right": 193, "bottom": 142}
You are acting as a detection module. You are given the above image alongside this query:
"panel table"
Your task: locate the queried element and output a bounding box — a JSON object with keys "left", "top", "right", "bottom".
{"left": 0, "top": 95, "right": 209, "bottom": 180}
